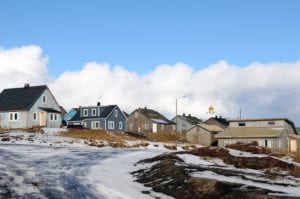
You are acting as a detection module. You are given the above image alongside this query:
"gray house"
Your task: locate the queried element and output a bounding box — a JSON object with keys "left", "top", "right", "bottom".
{"left": 171, "top": 113, "right": 202, "bottom": 133}
{"left": 66, "top": 103, "right": 127, "bottom": 132}
{"left": 0, "top": 84, "right": 62, "bottom": 129}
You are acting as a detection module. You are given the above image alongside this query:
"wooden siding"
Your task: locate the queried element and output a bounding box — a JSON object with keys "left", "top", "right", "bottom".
{"left": 186, "top": 126, "right": 216, "bottom": 146}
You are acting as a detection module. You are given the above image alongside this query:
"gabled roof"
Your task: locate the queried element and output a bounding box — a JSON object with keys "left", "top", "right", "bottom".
{"left": 187, "top": 124, "right": 223, "bottom": 133}
{"left": 0, "top": 85, "right": 48, "bottom": 111}
{"left": 215, "top": 127, "right": 285, "bottom": 138}
{"left": 173, "top": 114, "right": 202, "bottom": 125}
{"left": 136, "top": 108, "right": 174, "bottom": 124}
{"left": 68, "top": 105, "right": 118, "bottom": 121}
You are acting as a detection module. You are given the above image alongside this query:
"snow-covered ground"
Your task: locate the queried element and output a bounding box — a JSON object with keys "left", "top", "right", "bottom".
{"left": 0, "top": 129, "right": 172, "bottom": 198}
{"left": 1, "top": 129, "right": 300, "bottom": 198}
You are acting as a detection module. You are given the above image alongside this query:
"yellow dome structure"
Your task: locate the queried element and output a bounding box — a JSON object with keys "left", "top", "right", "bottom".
{"left": 208, "top": 105, "right": 214, "bottom": 112}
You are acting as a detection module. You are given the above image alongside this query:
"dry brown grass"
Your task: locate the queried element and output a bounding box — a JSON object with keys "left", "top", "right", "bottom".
{"left": 146, "top": 131, "right": 186, "bottom": 143}
{"left": 59, "top": 129, "right": 138, "bottom": 142}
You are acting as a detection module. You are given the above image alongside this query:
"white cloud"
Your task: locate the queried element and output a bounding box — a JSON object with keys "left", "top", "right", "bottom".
{"left": 0, "top": 45, "right": 51, "bottom": 89}
{"left": 1, "top": 45, "right": 300, "bottom": 125}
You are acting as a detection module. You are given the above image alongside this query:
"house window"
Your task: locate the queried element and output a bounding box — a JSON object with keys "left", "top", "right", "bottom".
{"left": 264, "top": 140, "right": 272, "bottom": 148}
{"left": 108, "top": 121, "right": 114, "bottom": 129}
{"left": 92, "top": 121, "right": 100, "bottom": 129}
{"left": 42, "top": 95, "right": 47, "bottom": 104}
{"left": 268, "top": 121, "right": 275, "bottom": 126}
{"left": 92, "top": 109, "right": 96, "bottom": 116}
{"left": 119, "top": 122, "right": 122, "bottom": 130}
{"left": 83, "top": 109, "right": 88, "bottom": 117}
{"left": 129, "top": 123, "right": 133, "bottom": 130}
{"left": 50, "top": 113, "right": 58, "bottom": 121}
{"left": 238, "top": 122, "right": 246, "bottom": 126}
{"left": 9, "top": 112, "right": 18, "bottom": 121}
{"left": 33, "top": 112, "right": 37, "bottom": 121}
{"left": 114, "top": 110, "right": 118, "bottom": 117}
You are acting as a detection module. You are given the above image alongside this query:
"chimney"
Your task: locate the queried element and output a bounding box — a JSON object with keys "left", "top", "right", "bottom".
{"left": 144, "top": 106, "right": 147, "bottom": 110}
{"left": 97, "top": 102, "right": 101, "bottom": 116}
{"left": 97, "top": 102, "right": 101, "bottom": 107}
{"left": 24, "top": 83, "right": 30, "bottom": 89}
{"left": 183, "top": 113, "right": 185, "bottom": 116}
{"left": 188, "top": 114, "right": 191, "bottom": 117}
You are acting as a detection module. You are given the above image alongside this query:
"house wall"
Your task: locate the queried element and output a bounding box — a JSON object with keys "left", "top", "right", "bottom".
{"left": 288, "top": 135, "right": 300, "bottom": 153}
{"left": 171, "top": 116, "right": 194, "bottom": 133}
{"left": 218, "top": 134, "right": 288, "bottom": 151}
{"left": 230, "top": 120, "right": 285, "bottom": 128}
{"left": 0, "top": 111, "right": 27, "bottom": 129}
{"left": 106, "top": 106, "right": 126, "bottom": 132}
{"left": 28, "top": 89, "right": 62, "bottom": 128}
{"left": 127, "top": 110, "right": 153, "bottom": 133}
{"left": 126, "top": 110, "right": 174, "bottom": 133}
{"left": 186, "top": 126, "right": 213, "bottom": 146}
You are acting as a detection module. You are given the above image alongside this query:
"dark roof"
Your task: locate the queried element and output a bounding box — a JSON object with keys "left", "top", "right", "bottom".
{"left": 137, "top": 108, "right": 174, "bottom": 124}
{"left": 175, "top": 114, "right": 202, "bottom": 125}
{"left": 68, "top": 105, "right": 117, "bottom": 121}
{"left": 0, "top": 85, "right": 48, "bottom": 111}
{"left": 205, "top": 117, "right": 229, "bottom": 126}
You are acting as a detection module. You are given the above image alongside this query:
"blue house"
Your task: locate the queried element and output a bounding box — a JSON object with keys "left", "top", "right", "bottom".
{"left": 0, "top": 84, "right": 62, "bottom": 129}
{"left": 66, "top": 102, "right": 127, "bottom": 132}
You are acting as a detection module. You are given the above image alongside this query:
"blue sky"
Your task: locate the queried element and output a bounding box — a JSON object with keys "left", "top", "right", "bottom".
{"left": 1, "top": 0, "right": 300, "bottom": 77}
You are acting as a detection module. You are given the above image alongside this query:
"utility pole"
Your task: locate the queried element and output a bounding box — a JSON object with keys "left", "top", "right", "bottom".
{"left": 175, "top": 95, "right": 186, "bottom": 132}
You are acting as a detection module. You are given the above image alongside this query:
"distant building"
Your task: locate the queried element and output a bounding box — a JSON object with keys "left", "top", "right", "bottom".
{"left": 126, "top": 107, "right": 175, "bottom": 133}
{"left": 205, "top": 116, "right": 229, "bottom": 129}
{"left": 0, "top": 84, "right": 62, "bottom": 129}
{"left": 66, "top": 102, "right": 127, "bottom": 132}
{"left": 215, "top": 118, "right": 298, "bottom": 152}
{"left": 186, "top": 124, "right": 223, "bottom": 146}
{"left": 171, "top": 113, "right": 202, "bottom": 133}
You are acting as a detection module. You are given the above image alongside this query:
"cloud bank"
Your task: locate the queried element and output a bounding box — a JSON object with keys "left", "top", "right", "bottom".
{"left": 1, "top": 45, "right": 300, "bottom": 124}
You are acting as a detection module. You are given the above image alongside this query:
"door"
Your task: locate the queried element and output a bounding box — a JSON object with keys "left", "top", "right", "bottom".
{"left": 290, "top": 140, "right": 297, "bottom": 152}
{"left": 39, "top": 112, "right": 46, "bottom": 126}
{"left": 152, "top": 123, "right": 157, "bottom": 133}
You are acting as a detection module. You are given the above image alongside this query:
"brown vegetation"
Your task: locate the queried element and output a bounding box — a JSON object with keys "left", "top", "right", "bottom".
{"left": 59, "top": 129, "right": 138, "bottom": 142}
{"left": 146, "top": 131, "right": 186, "bottom": 142}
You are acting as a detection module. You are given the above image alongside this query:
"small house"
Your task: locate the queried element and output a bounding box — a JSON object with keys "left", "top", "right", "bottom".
{"left": 215, "top": 118, "right": 298, "bottom": 152}
{"left": 126, "top": 107, "right": 175, "bottom": 133}
{"left": 171, "top": 113, "right": 202, "bottom": 133}
{"left": 0, "top": 84, "right": 62, "bottom": 129}
{"left": 186, "top": 124, "right": 223, "bottom": 146}
{"left": 66, "top": 102, "right": 127, "bottom": 132}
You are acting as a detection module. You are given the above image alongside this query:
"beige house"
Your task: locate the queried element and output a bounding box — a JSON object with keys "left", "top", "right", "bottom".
{"left": 126, "top": 107, "right": 175, "bottom": 134}
{"left": 186, "top": 124, "right": 223, "bottom": 146}
{"left": 215, "top": 118, "right": 298, "bottom": 152}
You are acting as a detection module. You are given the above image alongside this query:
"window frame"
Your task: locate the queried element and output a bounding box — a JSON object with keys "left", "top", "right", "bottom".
{"left": 114, "top": 110, "right": 118, "bottom": 117}
{"left": 108, "top": 121, "right": 115, "bottom": 129}
{"left": 42, "top": 95, "right": 47, "bottom": 104}
{"left": 92, "top": 121, "right": 100, "bottom": 129}
{"left": 119, "top": 122, "right": 122, "bottom": 130}
{"left": 92, "top": 108, "right": 97, "bottom": 116}
{"left": 83, "top": 109, "right": 88, "bottom": 117}
{"left": 33, "top": 112, "right": 37, "bottom": 121}
{"left": 9, "top": 112, "right": 18, "bottom": 121}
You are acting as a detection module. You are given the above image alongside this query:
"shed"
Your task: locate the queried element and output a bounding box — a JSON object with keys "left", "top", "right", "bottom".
{"left": 186, "top": 124, "right": 223, "bottom": 146}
